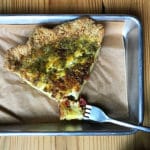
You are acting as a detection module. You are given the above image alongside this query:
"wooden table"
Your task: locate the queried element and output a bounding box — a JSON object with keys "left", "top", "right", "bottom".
{"left": 0, "top": 0, "right": 150, "bottom": 150}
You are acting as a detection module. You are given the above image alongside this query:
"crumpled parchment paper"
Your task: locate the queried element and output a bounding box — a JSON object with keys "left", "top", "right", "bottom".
{"left": 0, "top": 21, "right": 127, "bottom": 124}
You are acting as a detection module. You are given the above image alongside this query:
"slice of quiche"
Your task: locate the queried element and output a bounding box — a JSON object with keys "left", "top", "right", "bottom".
{"left": 4, "top": 17, "right": 104, "bottom": 120}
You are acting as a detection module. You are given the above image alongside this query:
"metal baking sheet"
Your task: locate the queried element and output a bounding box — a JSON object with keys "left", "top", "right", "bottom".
{"left": 0, "top": 15, "right": 143, "bottom": 135}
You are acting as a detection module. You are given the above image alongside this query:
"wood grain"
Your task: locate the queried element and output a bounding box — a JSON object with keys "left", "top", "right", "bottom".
{"left": 0, "top": 0, "right": 102, "bottom": 14}
{"left": 0, "top": 0, "right": 150, "bottom": 150}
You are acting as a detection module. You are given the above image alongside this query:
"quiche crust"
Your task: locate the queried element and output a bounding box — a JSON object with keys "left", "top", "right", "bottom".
{"left": 4, "top": 17, "right": 104, "bottom": 120}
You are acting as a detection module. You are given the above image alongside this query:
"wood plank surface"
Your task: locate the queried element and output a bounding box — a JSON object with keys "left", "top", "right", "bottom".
{"left": 0, "top": 0, "right": 150, "bottom": 150}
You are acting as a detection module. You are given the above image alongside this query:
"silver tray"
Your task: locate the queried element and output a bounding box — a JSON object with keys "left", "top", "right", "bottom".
{"left": 0, "top": 14, "right": 143, "bottom": 135}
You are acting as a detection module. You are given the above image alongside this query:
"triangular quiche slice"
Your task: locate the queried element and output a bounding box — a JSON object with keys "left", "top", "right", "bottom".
{"left": 4, "top": 17, "right": 104, "bottom": 120}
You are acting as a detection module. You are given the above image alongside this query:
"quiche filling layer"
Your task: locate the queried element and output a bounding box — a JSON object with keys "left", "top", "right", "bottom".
{"left": 10, "top": 36, "right": 99, "bottom": 101}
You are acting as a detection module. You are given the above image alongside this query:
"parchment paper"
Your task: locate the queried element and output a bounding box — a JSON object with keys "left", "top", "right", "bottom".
{"left": 0, "top": 22, "right": 128, "bottom": 124}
